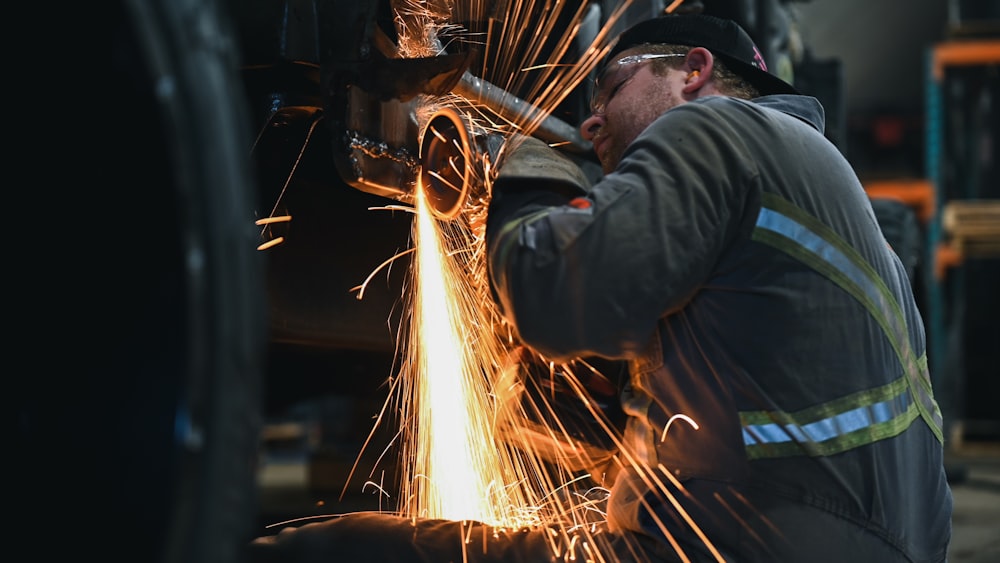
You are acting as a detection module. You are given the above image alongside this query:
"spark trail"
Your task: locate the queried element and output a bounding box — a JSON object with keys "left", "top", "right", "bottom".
{"left": 350, "top": 1, "right": 726, "bottom": 561}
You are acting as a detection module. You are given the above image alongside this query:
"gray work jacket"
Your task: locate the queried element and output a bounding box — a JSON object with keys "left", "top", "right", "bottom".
{"left": 486, "top": 94, "right": 952, "bottom": 562}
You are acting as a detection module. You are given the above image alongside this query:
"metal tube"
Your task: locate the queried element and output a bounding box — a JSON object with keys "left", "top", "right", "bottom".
{"left": 453, "top": 71, "right": 593, "bottom": 154}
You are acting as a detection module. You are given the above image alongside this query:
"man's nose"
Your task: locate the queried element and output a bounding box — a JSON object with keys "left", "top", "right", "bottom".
{"left": 580, "top": 114, "right": 604, "bottom": 142}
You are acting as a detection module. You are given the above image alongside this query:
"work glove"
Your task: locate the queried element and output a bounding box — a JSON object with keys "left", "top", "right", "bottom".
{"left": 493, "top": 134, "right": 591, "bottom": 196}
{"left": 486, "top": 134, "right": 592, "bottom": 241}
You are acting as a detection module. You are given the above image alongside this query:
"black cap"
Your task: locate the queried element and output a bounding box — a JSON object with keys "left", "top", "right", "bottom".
{"left": 606, "top": 14, "right": 798, "bottom": 96}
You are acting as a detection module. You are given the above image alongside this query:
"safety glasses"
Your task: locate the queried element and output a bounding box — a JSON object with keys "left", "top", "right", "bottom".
{"left": 590, "top": 53, "right": 686, "bottom": 116}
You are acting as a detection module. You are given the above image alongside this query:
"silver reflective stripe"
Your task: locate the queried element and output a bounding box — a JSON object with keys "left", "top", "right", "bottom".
{"left": 741, "top": 378, "right": 921, "bottom": 458}
{"left": 744, "top": 390, "right": 909, "bottom": 445}
{"left": 745, "top": 193, "right": 943, "bottom": 459}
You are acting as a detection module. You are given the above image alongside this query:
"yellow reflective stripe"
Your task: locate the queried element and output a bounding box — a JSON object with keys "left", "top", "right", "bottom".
{"left": 748, "top": 193, "right": 943, "bottom": 455}
{"left": 759, "top": 194, "right": 936, "bottom": 396}
{"left": 741, "top": 377, "right": 920, "bottom": 459}
{"left": 756, "top": 193, "right": 942, "bottom": 433}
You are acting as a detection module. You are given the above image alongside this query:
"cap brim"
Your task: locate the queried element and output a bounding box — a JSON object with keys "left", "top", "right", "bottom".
{"left": 715, "top": 54, "right": 799, "bottom": 96}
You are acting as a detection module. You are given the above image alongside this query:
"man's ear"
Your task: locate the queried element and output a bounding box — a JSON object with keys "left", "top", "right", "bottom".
{"left": 682, "top": 47, "right": 714, "bottom": 94}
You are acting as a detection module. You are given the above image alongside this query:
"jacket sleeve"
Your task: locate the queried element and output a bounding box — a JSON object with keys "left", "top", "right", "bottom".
{"left": 486, "top": 102, "right": 755, "bottom": 362}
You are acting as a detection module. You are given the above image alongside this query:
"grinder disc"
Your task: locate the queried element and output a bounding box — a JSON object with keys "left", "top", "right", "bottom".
{"left": 418, "top": 107, "right": 472, "bottom": 220}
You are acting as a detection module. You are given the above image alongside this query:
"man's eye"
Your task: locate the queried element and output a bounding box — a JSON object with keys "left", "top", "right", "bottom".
{"left": 608, "top": 79, "right": 627, "bottom": 98}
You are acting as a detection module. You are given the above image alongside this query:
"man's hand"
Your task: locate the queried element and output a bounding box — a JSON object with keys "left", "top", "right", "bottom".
{"left": 493, "top": 135, "right": 591, "bottom": 194}
{"left": 485, "top": 134, "right": 593, "bottom": 250}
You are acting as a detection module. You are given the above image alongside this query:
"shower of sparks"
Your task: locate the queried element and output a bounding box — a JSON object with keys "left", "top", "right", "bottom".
{"left": 249, "top": 0, "right": 731, "bottom": 561}
{"left": 386, "top": 0, "right": 643, "bottom": 526}
{"left": 403, "top": 180, "right": 517, "bottom": 522}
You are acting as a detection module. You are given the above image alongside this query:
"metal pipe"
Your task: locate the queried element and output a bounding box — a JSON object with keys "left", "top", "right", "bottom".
{"left": 453, "top": 71, "right": 593, "bottom": 154}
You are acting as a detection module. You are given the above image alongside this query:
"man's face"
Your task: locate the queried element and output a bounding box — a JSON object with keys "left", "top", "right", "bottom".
{"left": 581, "top": 49, "right": 688, "bottom": 173}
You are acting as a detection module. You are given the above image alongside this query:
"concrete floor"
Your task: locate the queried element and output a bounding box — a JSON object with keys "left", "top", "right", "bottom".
{"left": 256, "top": 439, "right": 1000, "bottom": 562}
{"left": 945, "top": 441, "right": 1000, "bottom": 563}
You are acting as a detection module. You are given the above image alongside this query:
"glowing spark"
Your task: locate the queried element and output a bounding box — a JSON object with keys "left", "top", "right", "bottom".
{"left": 665, "top": 0, "right": 686, "bottom": 13}
{"left": 659, "top": 414, "right": 700, "bottom": 442}
{"left": 362, "top": 480, "right": 392, "bottom": 499}
{"left": 255, "top": 215, "right": 292, "bottom": 225}
{"left": 657, "top": 465, "right": 727, "bottom": 562}
{"left": 430, "top": 124, "right": 450, "bottom": 143}
{"left": 351, "top": 247, "right": 416, "bottom": 300}
{"left": 427, "top": 168, "right": 463, "bottom": 194}
{"left": 256, "top": 236, "right": 284, "bottom": 251}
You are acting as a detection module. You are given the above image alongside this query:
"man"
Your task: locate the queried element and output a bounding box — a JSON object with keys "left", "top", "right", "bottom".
{"left": 249, "top": 13, "right": 952, "bottom": 563}
{"left": 487, "top": 11, "right": 952, "bottom": 562}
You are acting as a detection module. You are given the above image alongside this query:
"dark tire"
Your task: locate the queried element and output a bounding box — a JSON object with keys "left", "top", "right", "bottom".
{"left": 16, "top": 2, "right": 267, "bottom": 562}
{"left": 118, "top": 2, "right": 268, "bottom": 561}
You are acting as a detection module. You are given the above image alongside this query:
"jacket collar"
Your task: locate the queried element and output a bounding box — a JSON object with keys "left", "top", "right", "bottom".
{"left": 753, "top": 94, "right": 826, "bottom": 135}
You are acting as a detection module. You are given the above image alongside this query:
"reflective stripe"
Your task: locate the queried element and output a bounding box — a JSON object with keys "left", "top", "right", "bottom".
{"left": 746, "top": 394, "right": 904, "bottom": 444}
{"left": 741, "top": 378, "right": 921, "bottom": 458}
{"left": 745, "top": 193, "right": 943, "bottom": 459}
